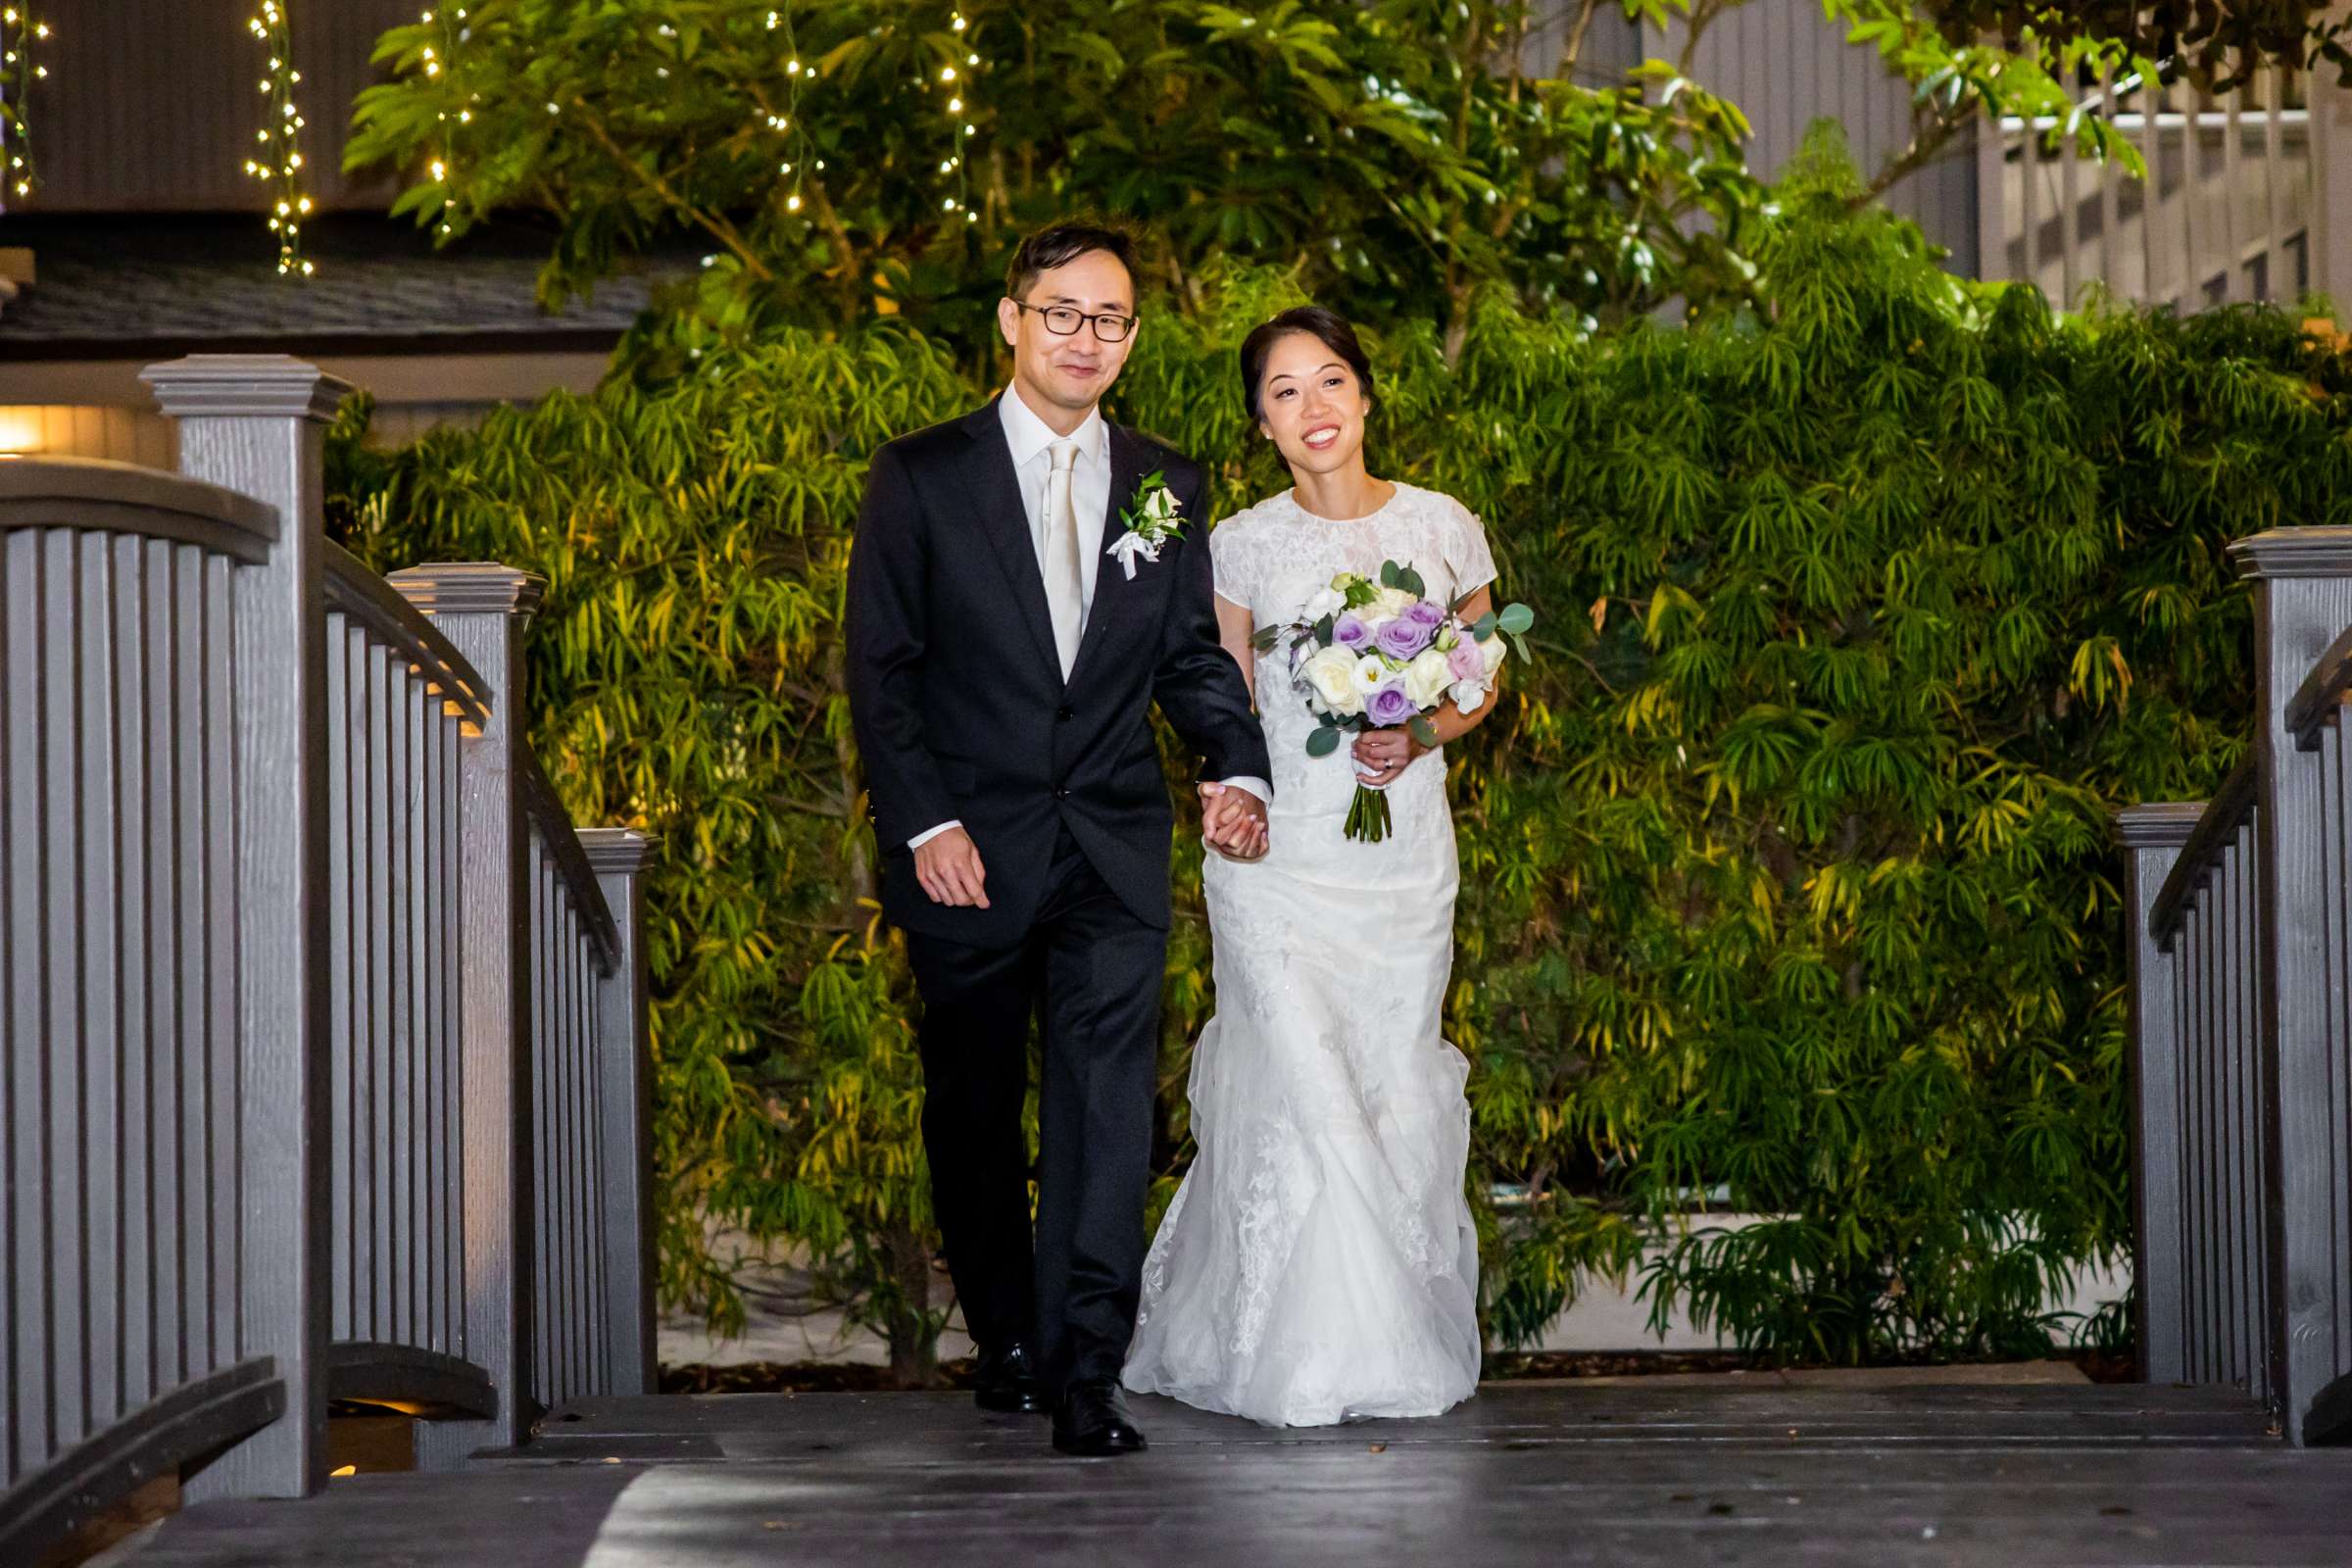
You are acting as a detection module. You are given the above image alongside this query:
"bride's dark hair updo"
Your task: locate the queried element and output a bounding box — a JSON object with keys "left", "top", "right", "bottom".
{"left": 1239, "top": 306, "right": 1375, "bottom": 425}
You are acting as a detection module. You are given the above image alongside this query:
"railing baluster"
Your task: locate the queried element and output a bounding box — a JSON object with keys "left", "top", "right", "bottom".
{"left": 77, "top": 529, "right": 124, "bottom": 1437}
{"left": 142, "top": 539, "right": 181, "bottom": 1401}
{"left": 5, "top": 527, "right": 49, "bottom": 1480}
{"left": 44, "top": 528, "right": 88, "bottom": 1453}
{"left": 530, "top": 840, "right": 555, "bottom": 1407}
{"left": 111, "top": 533, "right": 152, "bottom": 1418}
{"left": 326, "top": 613, "right": 355, "bottom": 1345}
{"left": 435, "top": 706, "right": 462, "bottom": 1359}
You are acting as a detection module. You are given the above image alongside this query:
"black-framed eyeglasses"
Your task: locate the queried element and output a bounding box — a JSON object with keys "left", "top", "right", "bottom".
{"left": 1013, "top": 301, "right": 1137, "bottom": 342}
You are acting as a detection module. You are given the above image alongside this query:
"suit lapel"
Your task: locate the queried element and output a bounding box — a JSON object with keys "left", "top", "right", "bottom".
{"left": 1066, "top": 423, "right": 1147, "bottom": 690}
{"left": 958, "top": 398, "right": 1061, "bottom": 682}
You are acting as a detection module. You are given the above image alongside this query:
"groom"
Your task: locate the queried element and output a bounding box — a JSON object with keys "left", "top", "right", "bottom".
{"left": 846, "top": 221, "right": 1272, "bottom": 1455}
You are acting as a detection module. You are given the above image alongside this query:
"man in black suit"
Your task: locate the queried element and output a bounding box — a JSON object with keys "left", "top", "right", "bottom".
{"left": 846, "top": 222, "right": 1272, "bottom": 1455}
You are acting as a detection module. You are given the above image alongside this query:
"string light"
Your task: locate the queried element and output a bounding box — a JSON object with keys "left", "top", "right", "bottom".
{"left": 245, "top": 1, "right": 313, "bottom": 275}
{"left": 938, "top": 11, "right": 978, "bottom": 224}
{"left": 766, "top": 5, "right": 817, "bottom": 223}
{"left": 0, "top": 7, "right": 52, "bottom": 203}
{"left": 424, "top": 7, "right": 465, "bottom": 236}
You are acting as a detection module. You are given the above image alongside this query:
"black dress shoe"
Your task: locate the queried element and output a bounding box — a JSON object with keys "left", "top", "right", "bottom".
{"left": 1052, "top": 1377, "right": 1148, "bottom": 1456}
{"left": 972, "top": 1343, "right": 1045, "bottom": 1414}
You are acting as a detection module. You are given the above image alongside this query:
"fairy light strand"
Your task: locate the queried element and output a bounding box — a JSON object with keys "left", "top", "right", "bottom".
{"left": 937, "top": 10, "right": 978, "bottom": 225}
{"left": 0, "top": 8, "right": 52, "bottom": 203}
{"left": 245, "top": 1, "right": 314, "bottom": 275}
{"left": 768, "top": 7, "right": 816, "bottom": 218}
{"left": 422, "top": 6, "right": 465, "bottom": 237}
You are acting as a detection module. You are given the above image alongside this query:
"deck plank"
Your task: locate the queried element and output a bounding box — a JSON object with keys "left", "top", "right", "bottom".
{"left": 109, "top": 1382, "right": 2347, "bottom": 1568}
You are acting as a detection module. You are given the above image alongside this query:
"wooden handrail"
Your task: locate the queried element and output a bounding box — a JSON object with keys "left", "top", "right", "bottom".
{"left": 2148, "top": 758, "right": 2259, "bottom": 951}
{"left": 2283, "top": 624, "right": 2352, "bottom": 752}
{"left": 516, "top": 738, "right": 623, "bottom": 977}
{"left": 322, "top": 539, "right": 494, "bottom": 730}
{"left": 0, "top": 454, "right": 278, "bottom": 561}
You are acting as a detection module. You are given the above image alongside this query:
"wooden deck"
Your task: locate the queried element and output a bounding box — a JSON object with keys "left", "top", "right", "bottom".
{"left": 99, "top": 1378, "right": 2352, "bottom": 1567}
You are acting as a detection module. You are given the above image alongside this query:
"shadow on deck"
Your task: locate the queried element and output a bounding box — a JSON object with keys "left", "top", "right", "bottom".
{"left": 93, "top": 1378, "right": 2352, "bottom": 1567}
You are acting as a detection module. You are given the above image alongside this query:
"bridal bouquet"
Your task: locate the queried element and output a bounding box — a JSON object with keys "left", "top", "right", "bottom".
{"left": 1250, "top": 560, "right": 1534, "bottom": 843}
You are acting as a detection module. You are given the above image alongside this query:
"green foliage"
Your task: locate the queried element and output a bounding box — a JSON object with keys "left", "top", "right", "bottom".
{"left": 329, "top": 160, "right": 2352, "bottom": 1371}
{"left": 344, "top": 0, "right": 1769, "bottom": 355}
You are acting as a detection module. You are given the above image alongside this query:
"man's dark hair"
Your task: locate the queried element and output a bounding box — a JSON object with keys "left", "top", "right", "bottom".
{"left": 1239, "top": 305, "right": 1376, "bottom": 425}
{"left": 1004, "top": 221, "right": 1139, "bottom": 304}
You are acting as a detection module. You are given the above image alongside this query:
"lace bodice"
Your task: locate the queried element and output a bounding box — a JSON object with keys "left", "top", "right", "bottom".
{"left": 1208, "top": 483, "right": 1498, "bottom": 812}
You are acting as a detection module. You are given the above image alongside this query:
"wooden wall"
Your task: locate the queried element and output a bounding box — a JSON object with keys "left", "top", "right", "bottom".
{"left": 11, "top": 0, "right": 418, "bottom": 214}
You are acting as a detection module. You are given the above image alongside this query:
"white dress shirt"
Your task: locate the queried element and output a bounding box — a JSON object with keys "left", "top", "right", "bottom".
{"left": 906, "top": 386, "right": 1269, "bottom": 850}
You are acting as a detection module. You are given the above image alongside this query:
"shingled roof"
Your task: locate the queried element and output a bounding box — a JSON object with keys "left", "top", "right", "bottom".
{"left": 0, "top": 214, "right": 684, "bottom": 358}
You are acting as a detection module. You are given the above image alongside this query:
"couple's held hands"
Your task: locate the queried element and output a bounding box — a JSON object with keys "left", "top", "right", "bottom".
{"left": 913, "top": 826, "right": 990, "bottom": 908}
{"left": 1350, "top": 727, "right": 1428, "bottom": 789}
{"left": 1200, "top": 781, "right": 1269, "bottom": 861}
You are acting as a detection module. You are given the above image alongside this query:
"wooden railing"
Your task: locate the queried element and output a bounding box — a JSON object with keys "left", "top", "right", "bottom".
{"left": 2119, "top": 525, "right": 2352, "bottom": 1446}
{"left": 0, "top": 355, "right": 655, "bottom": 1557}
{"left": 1979, "top": 63, "right": 2319, "bottom": 308}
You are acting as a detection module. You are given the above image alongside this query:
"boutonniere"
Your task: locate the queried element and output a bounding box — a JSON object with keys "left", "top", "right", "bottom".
{"left": 1106, "top": 469, "right": 1186, "bottom": 580}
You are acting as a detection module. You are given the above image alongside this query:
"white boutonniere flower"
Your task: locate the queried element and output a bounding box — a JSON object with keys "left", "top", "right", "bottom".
{"left": 1106, "top": 469, "right": 1186, "bottom": 580}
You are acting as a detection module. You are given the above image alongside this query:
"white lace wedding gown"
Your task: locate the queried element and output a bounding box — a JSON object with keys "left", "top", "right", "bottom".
{"left": 1121, "top": 481, "right": 1492, "bottom": 1427}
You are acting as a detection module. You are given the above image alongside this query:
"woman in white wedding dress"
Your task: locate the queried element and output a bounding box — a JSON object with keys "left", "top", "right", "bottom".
{"left": 1121, "top": 307, "right": 1499, "bottom": 1427}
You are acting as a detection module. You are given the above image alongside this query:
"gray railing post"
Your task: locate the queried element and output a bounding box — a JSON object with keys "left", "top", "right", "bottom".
{"left": 2230, "top": 526, "right": 2352, "bottom": 1445}
{"left": 388, "top": 563, "right": 546, "bottom": 1467}
{"left": 577, "top": 828, "right": 658, "bottom": 1396}
{"left": 2115, "top": 803, "right": 2203, "bottom": 1385}
{"left": 139, "top": 354, "right": 349, "bottom": 1501}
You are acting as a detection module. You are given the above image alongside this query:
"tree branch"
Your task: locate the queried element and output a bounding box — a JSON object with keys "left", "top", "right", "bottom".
{"left": 565, "top": 96, "right": 778, "bottom": 283}
{"left": 1561, "top": 0, "right": 1605, "bottom": 75}
{"left": 1858, "top": 100, "right": 1972, "bottom": 206}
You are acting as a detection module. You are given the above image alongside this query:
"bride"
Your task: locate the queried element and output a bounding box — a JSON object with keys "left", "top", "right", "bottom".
{"left": 1121, "top": 305, "right": 1498, "bottom": 1426}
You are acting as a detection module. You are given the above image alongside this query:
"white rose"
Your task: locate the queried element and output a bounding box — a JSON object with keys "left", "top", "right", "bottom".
{"left": 1301, "top": 586, "right": 1347, "bottom": 620}
{"left": 1143, "top": 486, "right": 1179, "bottom": 522}
{"left": 1375, "top": 585, "right": 1416, "bottom": 618}
{"left": 1404, "top": 648, "right": 1452, "bottom": 707}
{"left": 1449, "top": 678, "right": 1489, "bottom": 714}
{"left": 1351, "top": 654, "right": 1390, "bottom": 694}
{"left": 1302, "top": 645, "right": 1362, "bottom": 713}
{"left": 1480, "top": 633, "right": 1507, "bottom": 674}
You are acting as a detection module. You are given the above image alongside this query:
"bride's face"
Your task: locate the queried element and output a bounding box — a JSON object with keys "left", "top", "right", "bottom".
{"left": 1256, "top": 331, "right": 1369, "bottom": 479}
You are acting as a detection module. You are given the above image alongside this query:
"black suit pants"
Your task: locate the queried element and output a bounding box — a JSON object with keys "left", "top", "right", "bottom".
{"left": 904, "top": 824, "right": 1165, "bottom": 1392}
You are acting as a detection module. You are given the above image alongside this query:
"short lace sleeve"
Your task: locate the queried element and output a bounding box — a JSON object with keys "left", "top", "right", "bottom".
{"left": 1446, "top": 498, "right": 1498, "bottom": 597}
{"left": 1209, "top": 512, "right": 1257, "bottom": 611}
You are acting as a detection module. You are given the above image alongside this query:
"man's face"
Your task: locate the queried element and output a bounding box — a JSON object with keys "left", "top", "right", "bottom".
{"left": 997, "top": 248, "right": 1139, "bottom": 419}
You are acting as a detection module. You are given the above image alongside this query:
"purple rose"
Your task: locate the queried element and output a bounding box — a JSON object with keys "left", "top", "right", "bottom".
{"left": 1446, "top": 637, "right": 1484, "bottom": 682}
{"left": 1374, "top": 614, "right": 1434, "bottom": 661}
{"left": 1365, "top": 680, "right": 1418, "bottom": 727}
{"left": 1403, "top": 598, "right": 1446, "bottom": 630}
{"left": 1334, "top": 611, "right": 1374, "bottom": 652}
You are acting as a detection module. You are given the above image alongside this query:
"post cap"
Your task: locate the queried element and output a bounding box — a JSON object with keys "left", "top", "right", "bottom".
{"left": 2115, "top": 801, "right": 2206, "bottom": 850}
{"left": 2229, "top": 527, "right": 2352, "bottom": 581}
{"left": 141, "top": 354, "right": 354, "bottom": 422}
{"left": 576, "top": 828, "right": 657, "bottom": 875}
{"left": 388, "top": 562, "right": 547, "bottom": 618}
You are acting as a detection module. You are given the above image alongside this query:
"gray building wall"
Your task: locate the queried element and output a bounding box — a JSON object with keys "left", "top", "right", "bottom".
{"left": 11, "top": 0, "right": 417, "bottom": 214}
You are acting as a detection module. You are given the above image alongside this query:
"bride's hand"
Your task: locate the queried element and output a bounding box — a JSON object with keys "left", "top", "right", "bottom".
{"left": 1350, "top": 728, "right": 1425, "bottom": 787}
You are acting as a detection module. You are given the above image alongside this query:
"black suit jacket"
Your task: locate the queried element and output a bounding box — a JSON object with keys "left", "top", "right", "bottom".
{"left": 846, "top": 399, "right": 1272, "bottom": 945}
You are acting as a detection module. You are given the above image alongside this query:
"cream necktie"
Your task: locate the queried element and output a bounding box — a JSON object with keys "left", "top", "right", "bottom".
{"left": 1042, "top": 437, "right": 1085, "bottom": 676}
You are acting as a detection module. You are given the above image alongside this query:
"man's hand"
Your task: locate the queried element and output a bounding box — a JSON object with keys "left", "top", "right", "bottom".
{"left": 913, "top": 825, "right": 991, "bottom": 907}
{"left": 1199, "top": 782, "right": 1269, "bottom": 860}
